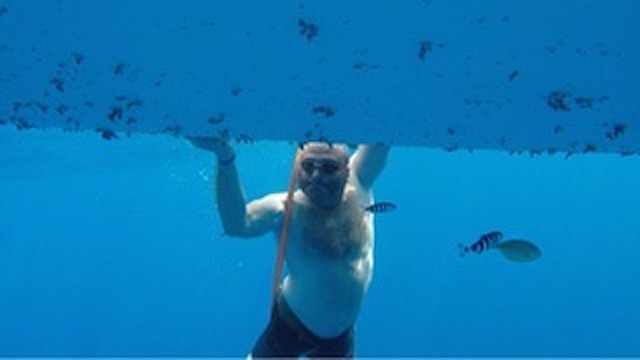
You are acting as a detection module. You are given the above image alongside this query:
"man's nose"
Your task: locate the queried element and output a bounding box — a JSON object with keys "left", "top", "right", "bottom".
{"left": 309, "top": 168, "right": 322, "bottom": 178}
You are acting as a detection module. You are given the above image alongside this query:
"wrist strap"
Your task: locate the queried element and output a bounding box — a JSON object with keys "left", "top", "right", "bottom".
{"left": 218, "top": 154, "right": 236, "bottom": 166}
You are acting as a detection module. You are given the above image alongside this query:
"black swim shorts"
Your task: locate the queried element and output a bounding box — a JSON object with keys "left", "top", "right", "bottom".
{"left": 250, "top": 293, "right": 354, "bottom": 358}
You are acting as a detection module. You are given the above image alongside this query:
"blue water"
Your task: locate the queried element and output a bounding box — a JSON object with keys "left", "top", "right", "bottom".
{"left": 2, "top": 128, "right": 639, "bottom": 357}
{"left": 2, "top": 0, "right": 640, "bottom": 357}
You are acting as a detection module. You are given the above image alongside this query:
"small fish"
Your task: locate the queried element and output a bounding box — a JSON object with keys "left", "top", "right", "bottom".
{"left": 363, "top": 201, "right": 397, "bottom": 213}
{"left": 459, "top": 231, "right": 503, "bottom": 257}
{"left": 494, "top": 239, "right": 542, "bottom": 262}
{"left": 459, "top": 231, "right": 542, "bottom": 263}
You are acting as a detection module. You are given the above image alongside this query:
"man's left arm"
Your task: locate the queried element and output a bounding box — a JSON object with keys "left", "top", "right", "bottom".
{"left": 350, "top": 143, "right": 391, "bottom": 190}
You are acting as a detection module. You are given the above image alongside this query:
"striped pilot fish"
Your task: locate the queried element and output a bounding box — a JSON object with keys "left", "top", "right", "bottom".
{"left": 459, "top": 231, "right": 542, "bottom": 263}
{"left": 363, "top": 201, "right": 397, "bottom": 213}
{"left": 459, "top": 231, "right": 504, "bottom": 256}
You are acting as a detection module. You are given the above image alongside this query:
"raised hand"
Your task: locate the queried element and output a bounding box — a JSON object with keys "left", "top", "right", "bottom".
{"left": 187, "top": 136, "right": 235, "bottom": 163}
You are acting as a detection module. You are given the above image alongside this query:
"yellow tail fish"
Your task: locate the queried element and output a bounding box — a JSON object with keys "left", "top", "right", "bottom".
{"left": 494, "top": 239, "right": 542, "bottom": 262}
{"left": 459, "top": 231, "right": 542, "bottom": 263}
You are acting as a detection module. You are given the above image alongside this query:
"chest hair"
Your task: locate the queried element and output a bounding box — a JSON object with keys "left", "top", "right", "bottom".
{"left": 298, "top": 190, "right": 370, "bottom": 258}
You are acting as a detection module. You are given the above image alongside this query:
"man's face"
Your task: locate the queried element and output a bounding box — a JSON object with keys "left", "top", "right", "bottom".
{"left": 298, "top": 144, "right": 349, "bottom": 210}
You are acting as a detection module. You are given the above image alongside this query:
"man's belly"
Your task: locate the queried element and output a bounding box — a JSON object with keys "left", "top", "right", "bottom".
{"left": 282, "top": 255, "right": 373, "bottom": 338}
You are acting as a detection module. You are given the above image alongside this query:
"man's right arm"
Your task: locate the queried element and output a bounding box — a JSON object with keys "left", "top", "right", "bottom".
{"left": 216, "top": 161, "right": 285, "bottom": 237}
{"left": 215, "top": 158, "right": 249, "bottom": 236}
{"left": 190, "top": 136, "right": 284, "bottom": 238}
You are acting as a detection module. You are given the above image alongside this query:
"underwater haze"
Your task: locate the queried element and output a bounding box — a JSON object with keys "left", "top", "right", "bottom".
{"left": 1, "top": 0, "right": 640, "bottom": 358}
{"left": 2, "top": 129, "right": 640, "bottom": 357}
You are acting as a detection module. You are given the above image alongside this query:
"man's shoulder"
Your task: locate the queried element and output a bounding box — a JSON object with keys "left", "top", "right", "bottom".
{"left": 259, "top": 192, "right": 288, "bottom": 207}
{"left": 248, "top": 192, "right": 288, "bottom": 216}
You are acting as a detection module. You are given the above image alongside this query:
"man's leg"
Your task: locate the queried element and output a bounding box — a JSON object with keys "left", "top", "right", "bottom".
{"left": 250, "top": 310, "right": 312, "bottom": 358}
{"left": 307, "top": 327, "right": 355, "bottom": 359}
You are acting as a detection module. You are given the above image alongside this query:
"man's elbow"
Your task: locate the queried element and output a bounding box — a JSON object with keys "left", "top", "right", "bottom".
{"left": 221, "top": 221, "right": 254, "bottom": 238}
{"left": 222, "top": 227, "right": 246, "bottom": 238}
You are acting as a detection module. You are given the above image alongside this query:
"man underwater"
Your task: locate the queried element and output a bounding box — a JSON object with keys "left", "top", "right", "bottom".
{"left": 190, "top": 137, "right": 390, "bottom": 358}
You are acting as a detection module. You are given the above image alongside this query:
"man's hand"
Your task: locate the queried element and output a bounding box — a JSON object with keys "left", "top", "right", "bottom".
{"left": 187, "top": 136, "right": 235, "bottom": 163}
